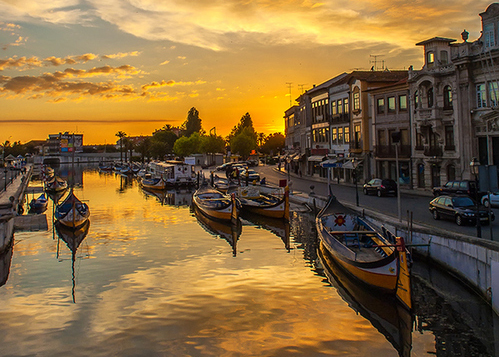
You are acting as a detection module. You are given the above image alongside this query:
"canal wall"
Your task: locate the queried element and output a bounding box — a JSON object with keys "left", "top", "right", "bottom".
{"left": 289, "top": 191, "right": 499, "bottom": 315}
{"left": 0, "top": 166, "right": 32, "bottom": 254}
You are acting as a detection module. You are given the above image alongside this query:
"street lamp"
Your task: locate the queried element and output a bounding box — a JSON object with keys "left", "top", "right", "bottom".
{"left": 352, "top": 159, "right": 359, "bottom": 207}
{"left": 470, "top": 157, "right": 482, "bottom": 238}
{"left": 4, "top": 163, "right": 7, "bottom": 192}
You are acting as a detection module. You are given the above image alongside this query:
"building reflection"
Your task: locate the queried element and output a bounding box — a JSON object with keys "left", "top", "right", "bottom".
{"left": 241, "top": 212, "right": 291, "bottom": 252}
{"left": 141, "top": 188, "right": 193, "bottom": 207}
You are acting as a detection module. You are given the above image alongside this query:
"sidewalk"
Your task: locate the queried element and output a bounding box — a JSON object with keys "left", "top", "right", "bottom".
{"left": 272, "top": 166, "right": 434, "bottom": 198}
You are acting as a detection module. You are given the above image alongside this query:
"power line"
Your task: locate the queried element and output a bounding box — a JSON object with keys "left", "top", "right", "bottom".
{"left": 286, "top": 82, "right": 293, "bottom": 107}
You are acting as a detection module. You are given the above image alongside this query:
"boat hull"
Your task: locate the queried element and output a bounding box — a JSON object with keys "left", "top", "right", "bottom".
{"left": 192, "top": 187, "right": 239, "bottom": 222}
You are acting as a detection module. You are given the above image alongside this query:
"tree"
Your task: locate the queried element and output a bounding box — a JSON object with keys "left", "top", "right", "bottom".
{"left": 230, "top": 127, "right": 257, "bottom": 159}
{"left": 257, "top": 132, "right": 266, "bottom": 148}
{"left": 201, "top": 134, "right": 226, "bottom": 165}
{"left": 136, "top": 137, "right": 151, "bottom": 163}
{"left": 260, "top": 132, "right": 285, "bottom": 155}
{"left": 173, "top": 133, "right": 202, "bottom": 157}
{"left": 227, "top": 112, "right": 257, "bottom": 143}
{"left": 115, "top": 131, "right": 127, "bottom": 162}
{"left": 150, "top": 127, "right": 178, "bottom": 159}
{"left": 181, "top": 107, "right": 203, "bottom": 137}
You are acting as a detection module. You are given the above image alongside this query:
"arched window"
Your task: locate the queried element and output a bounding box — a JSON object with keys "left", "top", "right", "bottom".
{"left": 443, "top": 86, "right": 453, "bottom": 110}
{"left": 427, "top": 87, "right": 434, "bottom": 108}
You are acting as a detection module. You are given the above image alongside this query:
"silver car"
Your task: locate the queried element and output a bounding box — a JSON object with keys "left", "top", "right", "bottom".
{"left": 481, "top": 192, "right": 499, "bottom": 208}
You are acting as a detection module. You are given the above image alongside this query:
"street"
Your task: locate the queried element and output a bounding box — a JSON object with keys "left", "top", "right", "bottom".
{"left": 256, "top": 164, "right": 499, "bottom": 242}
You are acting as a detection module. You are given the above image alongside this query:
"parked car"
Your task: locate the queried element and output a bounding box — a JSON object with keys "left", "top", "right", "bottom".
{"left": 432, "top": 180, "right": 479, "bottom": 198}
{"left": 481, "top": 192, "right": 499, "bottom": 208}
{"left": 428, "top": 195, "right": 494, "bottom": 226}
{"left": 362, "top": 178, "right": 397, "bottom": 197}
{"left": 216, "top": 163, "right": 233, "bottom": 171}
{"left": 241, "top": 169, "right": 260, "bottom": 182}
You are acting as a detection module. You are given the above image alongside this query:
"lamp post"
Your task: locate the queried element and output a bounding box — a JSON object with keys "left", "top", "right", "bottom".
{"left": 470, "top": 157, "right": 482, "bottom": 238}
{"left": 352, "top": 158, "right": 359, "bottom": 207}
{"left": 4, "top": 164, "right": 7, "bottom": 192}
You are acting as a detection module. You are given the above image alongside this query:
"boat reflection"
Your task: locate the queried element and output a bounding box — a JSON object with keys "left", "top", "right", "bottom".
{"left": 0, "top": 244, "right": 13, "bottom": 289}
{"left": 241, "top": 212, "right": 291, "bottom": 252}
{"left": 55, "top": 220, "right": 90, "bottom": 303}
{"left": 317, "top": 242, "right": 413, "bottom": 357}
{"left": 192, "top": 205, "right": 241, "bottom": 257}
{"left": 141, "top": 188, "right": 193, "bottom": 207}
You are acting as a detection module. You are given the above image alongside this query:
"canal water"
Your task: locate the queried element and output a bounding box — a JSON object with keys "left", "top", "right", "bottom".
{"left": 0, "top": 165, "right": 498, "bottom": 357}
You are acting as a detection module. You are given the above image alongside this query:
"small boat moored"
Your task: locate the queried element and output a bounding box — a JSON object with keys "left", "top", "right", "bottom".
{"left": 234, "top": 185, "right": 289, "bottom": 220}
{"left": 140, "top": 174, "right": 167, "bottom": 190}
{"left": 192, "top": 185, "right": 239, "bottom": 223}
{"left": 316, "top": 194, "right": 411, "bottom": 310}
{"left": 55, "top": 190, "right": 90, "bottom": 229}
{"left": 29, "top": 193, "right": 48, "bottom": 213}
{"left": 44, "top": 176, "right": 68, "bottom": 193}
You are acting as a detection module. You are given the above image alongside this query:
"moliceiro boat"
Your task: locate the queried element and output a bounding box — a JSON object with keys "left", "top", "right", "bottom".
{"left": 44, "top": 176, "right": 68, "bottom": 193}
{"left": 235, "top": 185, "right": 289, "bottom": 220}
{"left": 192, "top": 186, "right": 239, "bottom": 223}
{"left": 140, "top": 174, "right": 167, "bottom": 190}
{"left": 29, "top": 193, "right": 48, "bottom": 213}
{"left": 316, "top": 194, "right": 411, "bottom": 310}
{"left": 55, "top": 190, "right": 90, "bottom": 229}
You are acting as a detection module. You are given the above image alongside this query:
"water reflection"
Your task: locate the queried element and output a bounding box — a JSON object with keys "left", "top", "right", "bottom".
{"left": 412, "top": 262, "right": 498, "bottom": 356}
{"left": 141, "top": 188, "right": 193, "bottom": 207}
{"left": 192, "top": 205, "right": 242, "bottom": 256}
{"left": 0, "top": 244, "right": 13, "bottom": 288}
{"left": 54, "top": 220, "right": 90, "bottom": 303}
{"left": 316, "top": 242, "right": 413, "bottom": 357}
{"left": 241, "top": 212, "right": 291, "bottom": 252}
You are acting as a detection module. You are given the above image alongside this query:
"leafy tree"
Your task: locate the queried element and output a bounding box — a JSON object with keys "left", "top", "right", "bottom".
{"left": 257, "top": 132, "right": 266, "bottom": 148}
{"left": 230, "top": 127, "right": 257, "bottom": 159}
{"left": 150, "top": 127, "right": 178, "bottom": 159}
{"left": 181, "top": 107, "right": 203, "bottom": 137}
{"left": 201, "top": 134, "right": 226, "bottom": 166}
{"left": 135, "top": 137, "right": 151, "bottom": 163}
{"left": 228, "top": 112, "right": 257, "bottom": 143}
{"left": 173, "top": 133, "right": 202, "bottom": 157}
{"left": 115, "top": 131, "right": 127, "bottom": 162}
{"left": 260, "top": 132, "right": 285, "bottom": 155}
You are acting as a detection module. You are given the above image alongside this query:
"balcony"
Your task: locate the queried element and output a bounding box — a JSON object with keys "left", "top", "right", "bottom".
{"left": 373, "top": 145, "right": 411, "bottom": 158}
{"left": 331, "top": 113, "right": 350, "bottom": 124}
{"left": 423, "top": 145, "right": 443, "bottom": 157}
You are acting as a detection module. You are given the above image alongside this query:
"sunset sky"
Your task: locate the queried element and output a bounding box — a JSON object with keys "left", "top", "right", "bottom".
{"left": 0, "top": 0, "right": 492, "bottom": 144}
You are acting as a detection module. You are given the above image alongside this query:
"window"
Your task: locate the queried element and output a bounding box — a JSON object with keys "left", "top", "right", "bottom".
{"left": 337, "top": 99, "right": 343, "bottom": 114}
{"left": 427, "top": 88, "right": 434, "bottom": 108}
{"left": 489, "top": 82, "right": 499, "bottom": 107}
{"left": 338, "top": 127, "right": 343, "bottom": 143}
{"left": 443, "top": 86, "right": 453, "bottom": 109}
{"left": 484, "top": 23, "right": 495, "bottom": 48}
{"left": 344, "top": 126, "right": 350, "bottom": 143}
{"left": 427, "top": 52, "right": 435, "bottom": 66}
{"left": 477, "top": 84, "right": 487, "bottom": 108}
{"left": 331, "top": 127, "right": 337, "bottom": 144}
{"left": 377, "top": 98, "right": 385, "bottom": 114}
{"left": 447, "top": 165, "right": 456, "bottom": 181}
{"left": 354, "top": 124, "right": 361, "bottom": 149}
{"left": 331, "top": 100, "right": 337, "bottom": 115}
{"left": 353, "top": 92, "right": 360, "bottom": 111}
{"left": 414, "top": 90, "right": 419, "bottom": 109}
{"left": 440, "top": 51, "right": 448, "bottom": 65}
{"left": 388, "top": 97, "right": 396, "bottom": 113}
{"left": 400, "top": 129, "right": 409, "bottom": 146}
{"left": 378, "top": 129, "right": 387, "bottom": 146}
{"left": 399, "top": 95, "right": 407, "bottom": 111}
{"left": 445, "top": 125, "right": 455, "bottom": 150}
{"left": 415, "top": 130, "right": 423, "bottom": 149}
{"left": 343, "top": 98, "right": 349, "bottom": 114}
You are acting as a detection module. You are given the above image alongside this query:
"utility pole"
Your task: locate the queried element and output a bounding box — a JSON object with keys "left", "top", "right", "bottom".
{"left": 286, "top": 82, "right": 293, "bottom": 107}
{"left": 298, "top": 84, "right": 305, "bottom": 94}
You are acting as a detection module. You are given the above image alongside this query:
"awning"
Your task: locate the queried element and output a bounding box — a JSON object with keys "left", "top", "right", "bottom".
{"left": 342, "top": 159, "right": 363, "bottom": 169}
{"left": 293, "top": 154, "right": 305, "bottom": 161}
{"left": 307, "top": 155, "right": 326, "bottom": 162}
{"left": 320, "top": 159, "right": 342, "bottom": 168}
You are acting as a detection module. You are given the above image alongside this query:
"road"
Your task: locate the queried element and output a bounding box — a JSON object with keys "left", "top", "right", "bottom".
{"left": 254, "top": 164, "right": 499, "bottom": 242}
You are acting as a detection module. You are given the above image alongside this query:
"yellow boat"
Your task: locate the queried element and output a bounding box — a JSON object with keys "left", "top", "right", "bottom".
{"left": 316, "top": 195, "right": 411, "bottom": 310}
{"left": 192, "top": 185, "right": 239, "bottom": 222}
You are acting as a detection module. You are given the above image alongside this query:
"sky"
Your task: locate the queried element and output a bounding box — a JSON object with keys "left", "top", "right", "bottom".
{"left": 0, "top": 0, "right": 493, "bottom": 145}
